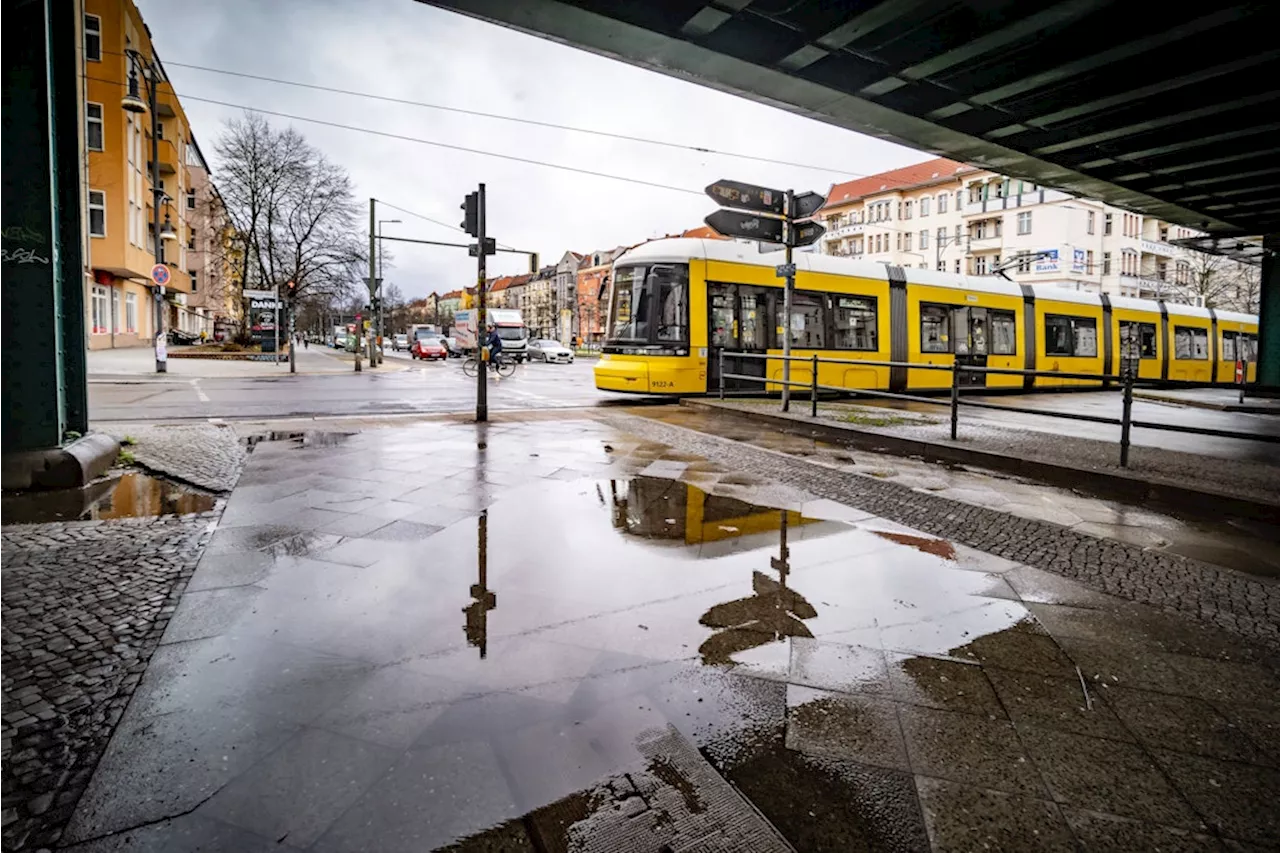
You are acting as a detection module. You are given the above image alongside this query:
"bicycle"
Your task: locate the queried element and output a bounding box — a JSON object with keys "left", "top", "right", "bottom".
{"left": 461, "top": 351, "right": 516, "bottom": 379}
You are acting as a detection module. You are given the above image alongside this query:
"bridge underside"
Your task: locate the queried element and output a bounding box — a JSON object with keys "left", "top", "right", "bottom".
{"left": 422, "top": 0, "right": 1278, "bottom": 238}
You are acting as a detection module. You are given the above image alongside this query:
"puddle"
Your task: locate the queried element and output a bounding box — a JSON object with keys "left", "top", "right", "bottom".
{"left": 872, "top": 530, "right": 957, "bottom": 560}
{"left": 1, "top": 471, "right": 216, "bottom": 524}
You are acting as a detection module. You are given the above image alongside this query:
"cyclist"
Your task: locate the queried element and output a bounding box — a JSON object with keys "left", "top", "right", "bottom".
{"left": 485, "top": 325, "right": 504, "bottom": 373}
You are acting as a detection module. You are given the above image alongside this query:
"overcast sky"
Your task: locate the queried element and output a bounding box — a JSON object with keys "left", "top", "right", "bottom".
{"left": 138, "top": 0, "right": 926, "bottom": 301}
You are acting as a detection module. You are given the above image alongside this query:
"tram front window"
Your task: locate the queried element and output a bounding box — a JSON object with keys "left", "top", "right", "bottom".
{"left": 606, "top": 264, "right": 689, "bottom": 348}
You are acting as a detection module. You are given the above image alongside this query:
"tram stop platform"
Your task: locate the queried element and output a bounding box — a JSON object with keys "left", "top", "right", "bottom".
{"left": 1133, "top": 387, "right": 1280, "bottom": 415}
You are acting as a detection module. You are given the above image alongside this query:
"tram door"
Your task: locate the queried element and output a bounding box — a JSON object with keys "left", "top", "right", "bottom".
{"left": 709, "top": 284, "right": 769, "bottom": 392}
{"left": 952, "top": 306, "right": 989, "bottom": 388}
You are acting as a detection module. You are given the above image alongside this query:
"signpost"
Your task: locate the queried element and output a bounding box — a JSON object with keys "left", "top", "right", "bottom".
{"left": 151, "top": 264, "right": 171, "bottom": 373}
{"left": 704, "top": 179, "right": 828, "bottom": 411}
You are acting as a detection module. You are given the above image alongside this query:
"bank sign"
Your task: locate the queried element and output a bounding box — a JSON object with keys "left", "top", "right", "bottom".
{"left": 1034, "top": 249, "right": 1060, "bottom": 273}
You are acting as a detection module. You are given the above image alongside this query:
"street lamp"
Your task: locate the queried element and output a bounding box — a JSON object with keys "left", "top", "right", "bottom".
{"left": 376, "top": 218, "right": 400, "bottom": 365}
{"left": 122, "top": 49, "right": 172, "bottom": 373}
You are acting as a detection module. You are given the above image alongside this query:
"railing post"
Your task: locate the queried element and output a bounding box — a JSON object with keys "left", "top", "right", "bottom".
{"left": 811, "top": 353, "right": 819, "bottom": 418}
{"left": 950, "top": 363, "right": 960, "bottom": 440}
{"left": 1120, "top": 371, "right": 1133, "bottom": 468}
{"left": 718, "top": 349, "right": 725, "bottom": 400}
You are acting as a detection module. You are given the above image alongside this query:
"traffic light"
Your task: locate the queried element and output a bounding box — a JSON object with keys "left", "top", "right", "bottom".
{"left": 528, "top": 252, "right": 539, "bottom": 274}
{"left": 460, "top": 191, "right": 480, "bottom": 237}
{"left": 285, "top": 279, "right": 297, "bottom": 298}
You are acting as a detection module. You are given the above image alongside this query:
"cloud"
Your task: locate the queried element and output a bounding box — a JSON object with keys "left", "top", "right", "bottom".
{"left": 139, "top": 0, "right": 923, "bottom": 300}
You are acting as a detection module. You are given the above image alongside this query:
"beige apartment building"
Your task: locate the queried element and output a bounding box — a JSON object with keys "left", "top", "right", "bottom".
{"left": 819, "top": 158, "right": 1256, "bottom": 311}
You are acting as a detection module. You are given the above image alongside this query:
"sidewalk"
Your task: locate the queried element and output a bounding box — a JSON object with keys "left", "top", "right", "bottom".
{"left": 1135, "top": 386, "right": 1280, "bottom": 415}
{"left": 87, "top": 345, "right": 380, "bottom": 378}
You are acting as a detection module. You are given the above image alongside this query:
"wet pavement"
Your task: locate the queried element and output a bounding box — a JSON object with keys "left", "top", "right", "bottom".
{"left": 650, "top": 407, "right": 1280, "bottom": 579}
{"left": 1, "top": 471, "right": 217, "bottom": 525}
{"left": 60, "top": 419, "right": 1280, "bottom": 852}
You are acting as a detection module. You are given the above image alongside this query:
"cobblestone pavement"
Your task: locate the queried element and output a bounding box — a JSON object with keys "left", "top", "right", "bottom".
{"left": 611, "top": 410, "right": 1280, "bottom": 647}
{"left": 57, "top": 418, "right": 1280, "bottom": 851}
{"left": 1, "top": 513, "right": 218, "bottom": 850}
{"left": 101, "top": 423, "right": 246, "bottom": 493}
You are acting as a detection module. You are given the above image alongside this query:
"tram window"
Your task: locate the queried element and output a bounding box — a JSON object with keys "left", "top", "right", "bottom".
{"left": 778, "top": 292, "right": 825, "bottom": 348}
{"left": 990, "top": 311, "right": 1016, "bottom": 355}
{"left": 921, "top": 304, "right": 950, "bottom": 353}
{"left": 1174, "top": 326, "right": 1208, "bottom": 360}
{"left": 654, "top": 266, "right": 688, "bottom": 343}
{"left": 1120, "top": 321, "right": 1157, "bottom": 358}
{"left": 1243, "top": 333, "right": 1258, "bottom": 362}
{"left": 609, "top": 266, "right": 651, "bottom": 341}
{"left": 1045, "top": 314, "right": 1097, "bottom": 357}
{"left": 832, "top": 296, "right": 877, "bottom": 350}
{"left": 1222, "top": 331, "right": 1238, "bottom": 362}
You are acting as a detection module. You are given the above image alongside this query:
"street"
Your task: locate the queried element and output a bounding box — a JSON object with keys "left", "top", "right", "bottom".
{"left": 89, "top": 347, "right": 632, "bottom": 422}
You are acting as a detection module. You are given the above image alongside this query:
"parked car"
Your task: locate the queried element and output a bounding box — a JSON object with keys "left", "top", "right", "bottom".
{"left": 412, "top": 336, "right": 448, "bottom": 361}
{"left": 440, "top": 336, "right": 462, "bottom": 358}
{"left": 392, "top": 334, "right": 409, "bottom": 352}
{"left": 528, "top": 339, "right": 574, "bottom": 364}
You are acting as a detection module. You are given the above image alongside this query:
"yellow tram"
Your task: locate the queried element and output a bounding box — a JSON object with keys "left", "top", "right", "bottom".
{"left": 593, "top": 238, "right": 1258, "bottom": 395}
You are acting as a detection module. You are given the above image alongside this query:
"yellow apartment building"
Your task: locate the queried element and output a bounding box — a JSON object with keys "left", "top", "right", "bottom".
{"left": 82, "top": 0, "right": 200, "bottom": 349}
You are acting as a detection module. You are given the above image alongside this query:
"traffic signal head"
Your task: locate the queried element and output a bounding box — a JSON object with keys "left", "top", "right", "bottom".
{"left": 461, "top": 192, "right": 480, "bottom": 237}
{"left": 528, "top": 252, "right": 539, "bottom": 274}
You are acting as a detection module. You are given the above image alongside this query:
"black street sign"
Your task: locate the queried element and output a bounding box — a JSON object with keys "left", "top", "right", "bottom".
{"left": 790, "top": 221, "right": 826, "bottom": 247}
{"left": 705, "top": 209, "right": 786, "bottom": 243}
{"left": 792, "top": 191, "right": 827, "bottom": 220}
{"left": 705, "top": 180, "right": 785, "bottom": 215}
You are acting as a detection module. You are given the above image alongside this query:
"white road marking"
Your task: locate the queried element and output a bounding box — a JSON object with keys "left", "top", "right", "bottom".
{"left": 190, "top": 379, "right": 211, "bottom": 402}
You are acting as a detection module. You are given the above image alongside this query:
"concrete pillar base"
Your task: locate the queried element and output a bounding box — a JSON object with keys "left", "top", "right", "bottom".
{"left": 1, "top": 433, "right": 120, "bottom": 491}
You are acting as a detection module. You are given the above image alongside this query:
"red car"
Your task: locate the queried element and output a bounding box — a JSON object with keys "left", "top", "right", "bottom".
{"left": 412, "top": 336, "right": 448, "bottom": 360}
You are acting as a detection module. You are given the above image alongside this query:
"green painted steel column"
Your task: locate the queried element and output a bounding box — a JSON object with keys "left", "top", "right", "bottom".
{"left": 1257, "top": 234, "right": 1280, "bottom": 389}
{"left": 2, "top": 0, "right": 88, "bottom": 453}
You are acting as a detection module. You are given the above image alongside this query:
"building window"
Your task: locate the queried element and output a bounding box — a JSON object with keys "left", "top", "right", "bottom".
{"left": 1086, "top": 250, "right": 1094, "bottom": 273}
{"left": 186, "top": 189, "right": 196, "bottom": 210}
{"left": 936, "top": 261, "right": 945, "bottom": 272}
{"left": 919, "top": 230, "right": 928, "bottom": 250}
{"left": 188, "top": 269, "right": 198, "bottom": 292}
{"left": 1174, "top": 326, "right": 1209, "bottom": 360}
{"left": 832, "top": 296, "right": 877, "bottom": 350}
{"left": 1015, "top": 252, "right": 1032, "bottom": 274}
{"left": 84, "top": 14, "right": 101, "bottom": 62}
{"left": 991, "top": 311, "right": 1017, "bottom": 355}
{"left": 1044, "top": 314, "right": 1098, "bottom": 357}
{"left": 86, "top": 103, "right": 104, "bottom": 151}
{"left": 88, "top": 189, "right": 106, "bottom": 236}
{"left": 1017, "top": 211, "right": 1032, "bottom": 235}
{"left": 936, "top": 227, "right": 945, "bottom": 247}
{"left": 188, "top": 228, "right": 196, "bottom": 250}
{"left": 1103, "top": 213, "right": 1113, "bottom": 236}
{"left": 1102, "top": 252, "right": 1112, "bottom": 275}
{"left": 921, "top": 304, "right": 950, "bottom": 352}
{"left": 91, "top": 285, "right": 110, "bottom": 334}
{"left": 1087, "top": 211, "right": 1095, "bottom": 234}
{"left": 954, "top": 259, "right": 961, "bottom": 274}
{"left": 125, "top": 292, "right": 138, "bottom": 333}
{"left": 937, "top": 193, "right": 948, "bottom": 214}
{"left": 973, "top": 256, "right": 988, "bottom": 275}
{"left": 920, "top": 197, "right": 930, "bottom": 217}
{"left": 903, "top": 200, "right": 913, "bottom": 220}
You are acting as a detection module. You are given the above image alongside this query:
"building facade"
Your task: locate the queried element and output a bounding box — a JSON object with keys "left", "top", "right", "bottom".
{"left": 555, "top": 251, "right": 584, "bottom": 344}
{"left": 576, "top": 248, "right": 625, "bottom": 346}
{"left": 183, "top": 144, "right": 240, "bottom": 339}
{"left": 819, "top": 158, "right": 1257, "bottom": 311}
{"left": 82, "top": 0, "right": 201, "bottom": 349}
{"left": 521, "top": 266, "right": 556, "bottom": 340}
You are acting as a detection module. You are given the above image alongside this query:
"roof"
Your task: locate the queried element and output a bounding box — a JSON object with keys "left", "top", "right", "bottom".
{"left": 680, "top": 225, "right": 727, "bottom": 239}
{"left": 823, "top": 158, "right": 975, "bottom": 211}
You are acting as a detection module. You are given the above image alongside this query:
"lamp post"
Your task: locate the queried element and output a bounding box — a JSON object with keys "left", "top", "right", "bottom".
{"left": 376, "top": 218, "right": 400, "bottom": 365}
{"left": 122, "top": 50, "right": 178, "bottom": 373}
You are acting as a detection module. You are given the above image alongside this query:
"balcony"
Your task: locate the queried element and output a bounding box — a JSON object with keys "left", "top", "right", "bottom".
{"left": 148, "top": 137, "right": 178, "bottom": 175}
{"left": 967, "top": 234, "right": 1001, "bottom": 251}
{"left": 1140, "top": 238, "right": 1176, "bottom": 258}
{"left": 961, "top": 187, "right": 1072, "bottom": 215}
{"left": 828, "top": 249, "right": 864, "bottom": 259}
{"left": 826, "top": 221, "right": 864, "bottom": 239}
{"left": 1120, "top": 273, "right": 1169, "bottom": 297}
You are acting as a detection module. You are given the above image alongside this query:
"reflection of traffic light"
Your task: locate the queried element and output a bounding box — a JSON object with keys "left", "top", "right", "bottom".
{"left": 463, "top": 510, "right": 495, "bottom": 658}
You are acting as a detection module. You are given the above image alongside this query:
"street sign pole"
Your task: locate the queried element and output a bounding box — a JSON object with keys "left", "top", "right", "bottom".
{"left": 782, "top": 189, "right": 794, "bottom": 412}
{"left": 476, "top": 183, "right": 488, "bottom": 423}
{"left": 274, "top": 287, "right": 280, "bottom": 366}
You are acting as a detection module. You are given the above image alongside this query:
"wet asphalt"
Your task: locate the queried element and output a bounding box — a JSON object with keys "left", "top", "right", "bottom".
{"left": 58, "top": 418, "right": 1280, "bottom": 852}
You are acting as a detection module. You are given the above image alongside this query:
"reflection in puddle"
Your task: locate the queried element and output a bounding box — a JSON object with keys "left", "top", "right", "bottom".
{"left": 1, "top": 472, "right": 216, "bottom": 524}
{"left": 872, "top": 530, "right": 957, "bottom": 560}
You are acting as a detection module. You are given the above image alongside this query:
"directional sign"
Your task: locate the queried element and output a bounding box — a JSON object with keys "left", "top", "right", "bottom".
{"left": 705, "top": 209, "right": 785, "bottom": 244}
{"left": 150, "top": 264, "right": 170, "bottom": 286}
{"left": 792, "top": 191, "right": 827, "bottom": 220}
{"left": 789, "top": 221, "right": 827, "bottom": 248}
{"left": 705, "top": 180, "right": 785, "bottom": 216}
{"left": 243, "top": 288, "right": 276, "bottom": 300}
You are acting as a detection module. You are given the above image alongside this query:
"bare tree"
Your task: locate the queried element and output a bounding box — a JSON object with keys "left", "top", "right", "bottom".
{"left": 1165, "top": 250, "right": 1258, "bottom": 313}
{"left": 214, "top": 112, "right": 366, "bottom": 368}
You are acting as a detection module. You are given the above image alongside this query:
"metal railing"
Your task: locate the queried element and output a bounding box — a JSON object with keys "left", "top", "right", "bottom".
{"left": 715, "top": 351, "right": 1272, "bottom": 468}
